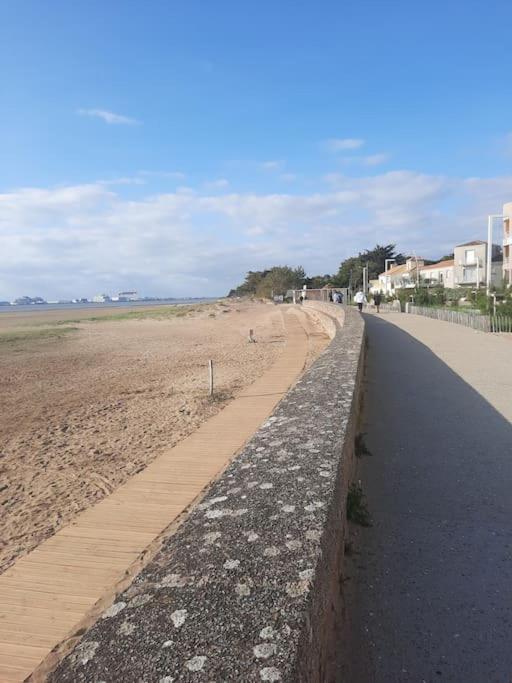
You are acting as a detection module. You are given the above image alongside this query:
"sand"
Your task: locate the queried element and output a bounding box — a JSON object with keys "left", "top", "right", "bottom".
{"left": 0, "top": 300, "right": 288, "bottom": 574}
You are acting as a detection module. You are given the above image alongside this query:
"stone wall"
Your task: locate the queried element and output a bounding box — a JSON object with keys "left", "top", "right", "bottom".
{"left": 49, "top": 304, "right": 365, "bottom": 683}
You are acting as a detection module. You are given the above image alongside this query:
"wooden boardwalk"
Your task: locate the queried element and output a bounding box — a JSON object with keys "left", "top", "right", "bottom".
{"left": 0, "top": 308, "right": 318, "bottom": 682}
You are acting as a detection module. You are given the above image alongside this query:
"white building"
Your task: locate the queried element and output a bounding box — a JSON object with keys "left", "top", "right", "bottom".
{"left": 377, "top": 239, "right": 503, "bottom": 295}
{"left": 378, "top": 257, "right": 425, "bottom": 294}
{"left": 92, "top": 293, "right": 111, "bottom": 303}
{"left": 453, "top": 240, "right": 502, "bottom": 289}
{"left": 504, "top": 203, "right": 512, "bottom": 287}
{"left": 420, "top": 260, "right": 455, "bottom": 288}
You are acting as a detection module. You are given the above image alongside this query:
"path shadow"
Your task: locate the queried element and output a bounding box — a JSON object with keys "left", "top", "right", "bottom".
{"left": 338, "top": 313, "right": 512, "bottom": 682}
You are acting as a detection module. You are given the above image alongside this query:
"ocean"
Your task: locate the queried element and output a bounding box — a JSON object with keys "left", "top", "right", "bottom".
{"left": 0, "top": 298, "right": 216, "bottom": 313}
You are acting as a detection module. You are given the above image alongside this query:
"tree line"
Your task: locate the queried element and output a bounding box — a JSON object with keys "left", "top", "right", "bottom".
{"left": 228, "top": 244, "right": 405, "bottom": 297}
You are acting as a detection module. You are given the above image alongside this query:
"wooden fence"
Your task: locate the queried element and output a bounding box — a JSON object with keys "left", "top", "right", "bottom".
{"left": 489, "top": 314, "right": 512, "bottom": 333}
{"left": 406, "top": 305, "right": 512, "bottom": 333}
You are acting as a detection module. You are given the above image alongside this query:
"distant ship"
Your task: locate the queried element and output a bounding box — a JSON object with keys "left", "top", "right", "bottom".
{"left": 116, "top": 291, "right": 138, "bottom": 302}
{"left": 12, "top": 296, "right": 47, "bottom": 305}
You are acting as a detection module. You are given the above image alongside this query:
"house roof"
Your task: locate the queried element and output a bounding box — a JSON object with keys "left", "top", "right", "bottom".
{"left": 380, "top": 263, "right": 407, "bottom": 277}
{"left": 455, "top": 240, "right": 486, "bottom": 247}
{"left": 420, "top": 259, "right": 455, "bottom": 271}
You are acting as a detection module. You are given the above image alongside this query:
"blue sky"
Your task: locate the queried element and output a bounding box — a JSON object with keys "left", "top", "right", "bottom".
{"left": 1, "top": 0, "right": 512, "bottom": 298}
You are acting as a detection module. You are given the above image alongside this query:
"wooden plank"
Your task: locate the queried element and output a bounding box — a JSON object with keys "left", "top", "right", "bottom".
{"left": 0, "top": 589, "right": 95, "bottom": 611}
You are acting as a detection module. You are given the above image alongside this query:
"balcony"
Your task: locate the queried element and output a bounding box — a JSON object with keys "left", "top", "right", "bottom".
{"left": 457, "top": 258, "right": 483, "bottom": 267}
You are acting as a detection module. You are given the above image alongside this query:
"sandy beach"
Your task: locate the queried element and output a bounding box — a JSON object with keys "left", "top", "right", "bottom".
{"left": 0, "top": 300, "right": 293, "bottom": 573}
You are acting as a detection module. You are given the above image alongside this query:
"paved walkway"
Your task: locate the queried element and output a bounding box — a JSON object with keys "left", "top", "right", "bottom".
{"left": 340, "top": 313, "right": 512, "bottom": 682}
{"left": 0, "top": 307, "right": 322, "bottom": 683}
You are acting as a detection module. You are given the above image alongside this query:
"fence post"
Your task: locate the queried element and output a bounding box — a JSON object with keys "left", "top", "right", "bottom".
{"left": 208, "top": 359, "right": 214, "bottom": 397}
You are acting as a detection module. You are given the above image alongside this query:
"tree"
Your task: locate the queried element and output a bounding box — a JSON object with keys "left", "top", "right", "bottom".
{"left": 229, "top": 266, "right": 305, "bottom": 298}
{"left": 334, "top": 244, "right": 405, "bottom": 289}
{"left": 228, "top": 270, "right": 269, "bottom": 297}
{"left": 255, "top": 266, "right": 305, "bottom": 298}
{"left": 304, "top": 274, "right": 335, "bottom": 289}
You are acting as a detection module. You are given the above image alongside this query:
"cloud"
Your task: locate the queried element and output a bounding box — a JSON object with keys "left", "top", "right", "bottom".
{"left": 2, "top": 172, "right": 512, "bottom": 300}
{"left": 328, "top": 153, "right": 390, "bottom": 167}
{"left": 203, "top": 178, "right": 230, "bottom": 190}
{"left": 246, "top": 225, "right": 266, "bottom": 236}
{"left": 77, "top": 109, "right": 140, "bottom": 125}
{"left": 260, "top": 160, "right": 285, "bottom": 171}
{"left": 98, "top": 177, "right": 147, "bottom": 186}
{"left": 280, "top": 173, "right": 297, "bottom": 182}
{"left": 138, "top": 170, "right": 186, "bottom": 180}
{"left": 325, "top": 138, "right": 365, "bottom": 152}
{"left": 362, "top": 153, "right": 390, "bottom": 166}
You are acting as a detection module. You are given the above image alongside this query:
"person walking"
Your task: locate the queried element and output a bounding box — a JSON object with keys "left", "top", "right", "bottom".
{"left": 354, "top": 290, "right": 367, "bottom": 312}
{"left": 373, "top": 292, "right": 382, "bottom": 313}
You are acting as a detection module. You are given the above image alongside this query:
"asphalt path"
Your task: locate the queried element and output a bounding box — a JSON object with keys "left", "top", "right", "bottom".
{"left": 339, "top": 313, "right": 512, "bottom": 682}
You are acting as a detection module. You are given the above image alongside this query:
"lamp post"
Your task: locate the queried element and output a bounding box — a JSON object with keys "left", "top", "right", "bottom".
{"left": 487, "top": 215, "right": 503, "bottom": 296}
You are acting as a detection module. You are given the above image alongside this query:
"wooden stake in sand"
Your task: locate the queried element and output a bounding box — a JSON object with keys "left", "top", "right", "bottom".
{"left": 208, "top": 359, "right": 214, "bottom": 396}
{"left": 248, "top": 329, "right": 256, "bottom": 343}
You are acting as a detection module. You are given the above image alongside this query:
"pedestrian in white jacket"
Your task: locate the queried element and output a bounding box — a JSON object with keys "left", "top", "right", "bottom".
{"left": 354, "top": 290, "right": 367, "bottom": 312}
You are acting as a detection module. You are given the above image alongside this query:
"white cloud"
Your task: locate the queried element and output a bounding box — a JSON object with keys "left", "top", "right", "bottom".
{"left": 77, "top": 108, "right": 140, "bottom": 125}
{"left": 280, "top": 173, "right": 297, "bottom": 182}
{"left": 329, "top": 153, "right": 390, "bottom": 167}
{"left": 2, "top": 172, "right": 511, "bottom": 300}
{"left": 362, "top": 153, "right": 390, "bottom": 166}
{"left": 138, "top": 170, "right": 186, "bottom": 180}
{"left": 260, "top": 160, "right": 285, "bottom": 171}
{"left": 203, "top": 178, "right": 230, "bottom": 190}
{"left": 325, "top": 138, "right": 365, "bottom": 152}
{"left": 98, "top": 177, "right": 147, "bottom": 186}
{"left": 246, "top": 225, "right": 266, "bottom": 236}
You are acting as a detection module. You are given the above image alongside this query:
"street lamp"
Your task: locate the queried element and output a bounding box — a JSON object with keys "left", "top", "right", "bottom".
{"left": 487, "top": 215, "right": 504, "bottom": 295}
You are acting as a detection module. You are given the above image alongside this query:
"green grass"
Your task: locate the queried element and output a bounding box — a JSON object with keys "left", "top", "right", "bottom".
{"left": 0, "top": 326, "right": 78, "bottom": 347}
{"left": 346, "top": 482, "right": 371, "bottom": 526}
{"left": 355, "top": 433, "right": 372, "bottom": 458}
{"left": 49, "top": 304, "right": 205, "bottom": 325}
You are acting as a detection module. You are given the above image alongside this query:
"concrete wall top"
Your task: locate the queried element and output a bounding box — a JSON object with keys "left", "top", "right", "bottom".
{"left": 49, "top": 303, "right": 365, "bottom": 683}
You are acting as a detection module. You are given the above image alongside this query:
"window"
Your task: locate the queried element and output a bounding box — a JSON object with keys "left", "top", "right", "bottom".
{"left": 465, "top": 249, "right": 475, "bottom": 264}
{"left": 463, "top": 266, "right": 476, "bottom": 282}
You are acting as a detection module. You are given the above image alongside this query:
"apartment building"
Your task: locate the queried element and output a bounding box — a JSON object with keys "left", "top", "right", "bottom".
{"left": 377, "top": 258, "right": 422, "bottom": 294}
{"left": 420, "top": 259, "right": 455, "bottom": 287}
{"left": 453, "top": 240, "right": 502, "bottom": 288}
{"left": 376, "top": 241, "right": 503, "bottom": 295}
{"left": 504, "top": 202, "right": 512, "bottom": 286}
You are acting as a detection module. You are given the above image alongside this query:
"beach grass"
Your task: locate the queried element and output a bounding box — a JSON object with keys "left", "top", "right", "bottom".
{"left": 29, "top": 304, "right": 208, "bottom": 327}
{"left": 0, "top": 326, "right": 79, "bottom": 348}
